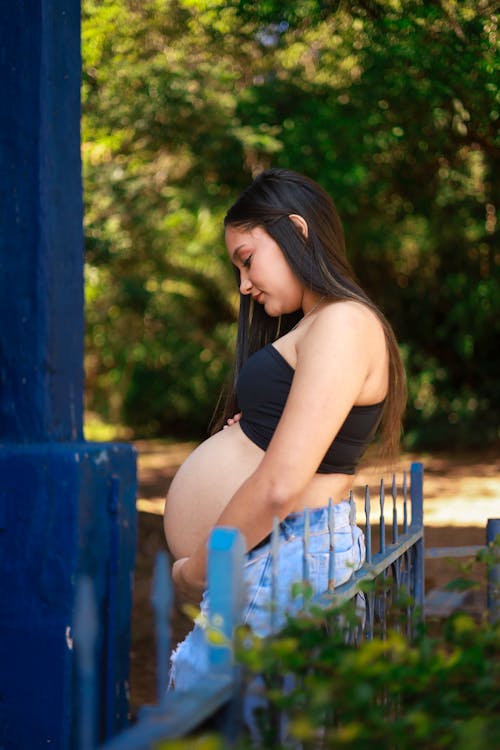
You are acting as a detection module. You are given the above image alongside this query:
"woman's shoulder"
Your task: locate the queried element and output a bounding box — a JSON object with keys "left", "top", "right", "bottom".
{"left": 311, "top": 299, "right": 383, "bottom": 337}
{"left": 294, "top": 300, "right": 388, "bottom": 401}
{"left": 293, "top": 299, "right": 386, "bottom": 371}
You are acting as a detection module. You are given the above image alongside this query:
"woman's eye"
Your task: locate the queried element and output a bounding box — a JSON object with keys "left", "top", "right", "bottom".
{"left": 242, "top": 256, "right": 252, "bottom": 268}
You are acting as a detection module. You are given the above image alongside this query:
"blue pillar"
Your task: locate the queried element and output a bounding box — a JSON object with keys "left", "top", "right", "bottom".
{"left": 0, "top": 3, "right": 137, "bottom": 748}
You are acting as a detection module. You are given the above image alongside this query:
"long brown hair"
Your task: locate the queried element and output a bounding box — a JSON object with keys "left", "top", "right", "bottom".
{"left": 213, "top": 168, "right": 406, "bottom": 461}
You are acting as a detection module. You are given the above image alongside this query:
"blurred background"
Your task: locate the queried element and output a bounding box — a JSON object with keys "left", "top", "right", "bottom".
{"left": 81, "top": 0, "right": 499, "bottom": 451}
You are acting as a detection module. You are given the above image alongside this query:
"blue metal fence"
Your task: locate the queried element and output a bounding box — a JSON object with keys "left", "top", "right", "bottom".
{"left": 73, "top": 462, "right": 499, "bottom": 749}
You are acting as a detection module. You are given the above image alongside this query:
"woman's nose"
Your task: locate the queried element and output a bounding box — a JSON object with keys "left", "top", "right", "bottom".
{"left": 239, "top": 275, "right": 252, "bottom": 295}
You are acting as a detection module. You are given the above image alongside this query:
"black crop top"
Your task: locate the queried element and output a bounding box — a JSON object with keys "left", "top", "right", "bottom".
{"left": 236, "top": 343, "right": 385, "bottom": 475}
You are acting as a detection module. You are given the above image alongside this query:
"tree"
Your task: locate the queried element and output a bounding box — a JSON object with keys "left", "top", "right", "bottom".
{"left": 82, "top": 0, "right": 499, "bottom": 446}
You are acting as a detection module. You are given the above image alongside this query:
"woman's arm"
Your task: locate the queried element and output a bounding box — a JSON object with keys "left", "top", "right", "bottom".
{"left": 174, "top": 302, "right": 386, "bottom": 598}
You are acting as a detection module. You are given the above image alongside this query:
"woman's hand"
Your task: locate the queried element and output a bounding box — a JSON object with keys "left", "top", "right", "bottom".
{"left": 172, "top": 557, "right": 205, "bottom": 606}
{"left": 223, "top": 412, "right": 242, "bottom": 429}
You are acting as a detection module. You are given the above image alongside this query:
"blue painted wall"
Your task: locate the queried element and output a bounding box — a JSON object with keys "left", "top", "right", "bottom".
{"left": 0, "top": 444, "right": 137, "bottom": 749}
{"left": 0, "top": 0, "right": 84, "bottom": 442}
{"left": 0, "top": 3, "right": 137, "bottom": 747}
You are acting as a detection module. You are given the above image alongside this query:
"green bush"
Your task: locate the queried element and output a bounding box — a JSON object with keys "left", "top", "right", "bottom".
{"left": 157, "top": 542, "right": 499, "bottom": 749}
{"left": 233, "top": 611, "right": 499, "bottom": 748}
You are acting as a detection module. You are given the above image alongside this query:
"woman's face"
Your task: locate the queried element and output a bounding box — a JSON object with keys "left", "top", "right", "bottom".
{"left": 225, "top": 224, "right": 305, "bottom": 317}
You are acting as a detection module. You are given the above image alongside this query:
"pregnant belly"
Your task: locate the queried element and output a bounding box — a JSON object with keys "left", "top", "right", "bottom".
{"left": 163, "top": 424, "right": 264, "bottom": 559}
{"left": 163, "top": 425, "right": 354, "bottom": 560}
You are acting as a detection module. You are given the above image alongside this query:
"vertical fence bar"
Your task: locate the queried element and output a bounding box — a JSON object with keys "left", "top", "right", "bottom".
{"left": 269, "top": 517, "right": 282, "bottom": 742}
{"left": 206, "top": 529, "right": 246, "bottom": 749}
{"left": 351, "top": 491, "right": 363, "bottom": 643}
{"left": 364, "top": 485, "right": 372, "bottom": 564}
{"left": 365, "top": 591, "right": 375, "bottom": 641}
{"left": 303, "top": 508, "right": 310, "bottom": 588}
{"left": 207, "top": 527, "right": 246, "bottom": 672}
{"left": 74, "top": 577, "right": 98, "bottom": 750}
{"left": 486, "top": 518, "right": 500, "bottom": 624}
{"left": 402, "top": 471, "right": 408, "bottom": 534}
{"left": 151, "top": 552, "right": 172, "bottom": 707}
{"left": 391, "top": 475, "right": 398, "bottom": 545}
{"left": 349, "top": 491, "right": 355, "bottom": 524}
{"left": 302, "top": 508, "right": 311, "bottom": 614}
{"left": 328, "top": 498, "right": 336, "bottom": 592}
{"left": 410, "top": 463, "right": 424, "bottom": 529}
{"left": 410, "top": 462, "right": 425, "bottom": 613}
{"left": 270, "top": 517, "right": 280, "bottom": 633}
{"left": 364, "top": 484, "right": 374, "bottom": 639}
{"left": 391, "top": 476, "right": 401, "bottom": 613}
{"left": 402, "top": 469, "right": 411, "bottom": 633}
{"left": 379, "top": 479, "right": 385, "bottom": 555}
{"left": 403, "top": 549, "right": 410, "bottom": 640}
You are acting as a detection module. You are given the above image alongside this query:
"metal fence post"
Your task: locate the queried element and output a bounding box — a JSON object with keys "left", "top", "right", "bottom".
{"left": 410, "top": 462, "right": 425, "bottom": 613}
{"left": 486, "top": 518, "right": 500, "bottom": 624}
{"left": 207, "top": 527, "right": 246, "bottom": 672}
{"left": 151, "top": 552, "right": 173, "bottom": 707}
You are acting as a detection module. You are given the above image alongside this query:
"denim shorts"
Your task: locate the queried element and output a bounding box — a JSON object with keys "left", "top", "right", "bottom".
{"left": 169, "top": 499, "right": 365, "bottom": 692}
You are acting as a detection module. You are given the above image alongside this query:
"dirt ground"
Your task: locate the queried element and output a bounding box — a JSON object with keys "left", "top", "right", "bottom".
{"left": 129, "top": 441, "right": 500, "bottom": 712}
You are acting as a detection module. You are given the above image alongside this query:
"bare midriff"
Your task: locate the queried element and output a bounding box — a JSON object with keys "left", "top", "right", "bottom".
{"left": 163, "top": 423, "right": 352, "bottom": 560}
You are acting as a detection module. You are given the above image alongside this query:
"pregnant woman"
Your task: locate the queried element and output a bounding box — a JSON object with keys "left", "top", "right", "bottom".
{"left": 164, "top": 168, "right": 406, "bottom": 689}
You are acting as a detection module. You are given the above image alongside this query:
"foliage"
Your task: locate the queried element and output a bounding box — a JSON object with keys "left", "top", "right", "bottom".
{"left": 156, "top": 542, "right": 500, "bottom": 749}
{"left": 82, "top": 0, "right": 499, "bottom": 445}
{"left": 231, "top": 615, "right": 500, "bottom": 748}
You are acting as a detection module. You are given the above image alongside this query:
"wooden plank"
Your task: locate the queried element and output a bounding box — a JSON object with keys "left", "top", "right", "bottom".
{"left": 425, "top": 588, "right": 472, "bottom": 618}
{"left": 425, "top": 545, "right": 483, "bottom": 559}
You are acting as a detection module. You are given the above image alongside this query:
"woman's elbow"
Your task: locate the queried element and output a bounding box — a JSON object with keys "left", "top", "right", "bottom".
{"left": 262, "top": 477, "right": 303, "bottom": 515}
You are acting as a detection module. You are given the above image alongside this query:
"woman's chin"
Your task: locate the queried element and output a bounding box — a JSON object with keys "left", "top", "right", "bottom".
{"left": 262, "top": 300, "right": 279, "bottom": 317}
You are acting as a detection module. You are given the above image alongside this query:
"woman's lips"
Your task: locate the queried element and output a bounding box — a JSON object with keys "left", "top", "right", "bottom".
{"left": 252, "top": 292, "right": 263, "bottom": 303}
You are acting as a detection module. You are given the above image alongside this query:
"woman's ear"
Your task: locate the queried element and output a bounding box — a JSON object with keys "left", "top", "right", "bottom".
{"left": 289, "top": 213, "right": 309, "bottom": 239}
